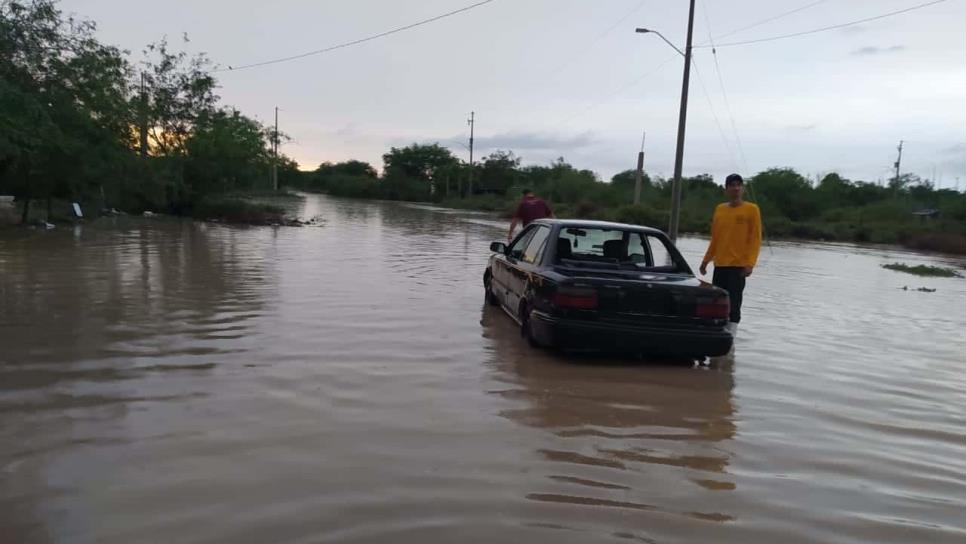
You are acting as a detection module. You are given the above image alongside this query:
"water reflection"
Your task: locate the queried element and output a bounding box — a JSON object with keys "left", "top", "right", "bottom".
{"left": 2, "top": 194, "right": 964, "bottom": 543}
{"left": 480, "top": 305, "right": 738, "bottom": 523}
{"left": 0, "top": 218, "right": 274, "bottom": 541}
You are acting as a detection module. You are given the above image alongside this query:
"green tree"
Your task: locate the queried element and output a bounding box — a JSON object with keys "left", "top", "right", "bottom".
{"left": 140, "top": 37, "right": 217, "bottom": 157}
{"left": 382, "top": 143, "right": 458, "bottom": 183}
{"left": 610, "top": 169, "right": 651, "bottom": 189}
{"left": 477, "top": 150, "right": 521, "bottom": 194}
{"left": 1, "top": 0, "right": 133, "bottom": 221}
{"left": 749, "top": 167, "right": 819, "bottom": 221}
{"left": 184, "top": 108, "right": 271, "bottom": 197}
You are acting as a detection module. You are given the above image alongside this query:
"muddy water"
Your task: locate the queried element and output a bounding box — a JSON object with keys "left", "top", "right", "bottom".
{"left": 1, "top": 194, "right": 965, "bottom": 543}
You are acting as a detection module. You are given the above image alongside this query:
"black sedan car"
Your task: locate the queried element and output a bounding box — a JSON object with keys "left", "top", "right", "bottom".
{"left": 484, "top": 219, "right": 733, "bottom": 358}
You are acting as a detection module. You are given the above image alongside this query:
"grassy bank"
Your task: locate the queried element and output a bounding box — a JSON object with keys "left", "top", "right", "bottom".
{"left": 882, "top": 263, "right": 962, "bottom": 277}
{"left": 431, "top": 194, "right": 966, "bottom": 254}
{"left": 191, "top": 191, "right": 304, "bottom": 225}
{"left": 289, "top": 153, "right": 966, "bottom": 255}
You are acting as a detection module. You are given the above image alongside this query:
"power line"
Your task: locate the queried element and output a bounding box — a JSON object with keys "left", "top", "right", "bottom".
{"left": 698, "top": 2, "right": 771, "bottom": 254}
{"left": 690, "top": 55, "right": 739, "bottom": 171}
{"left": 543, "top": 0, "right": 649, "bottom": 80}
{"left": 697, "top": 0, "right": 948, "bottom": 49}
{"left": 701, "top": 1, "right": 748, "bottom": 172}
{"left": 561, "top": 54, "right": 678, "bottom": 127}
{"left": 699, "top": 0, "right": 828, "bottom": 45}
{"left": 501, "top": 0, "right": 650, "bottom": 120}
{"left": 216, "top": 0, "right": 495, "bottom": 72}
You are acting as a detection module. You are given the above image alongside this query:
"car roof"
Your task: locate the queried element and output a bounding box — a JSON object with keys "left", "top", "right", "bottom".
{"left": 531, "top": 218, "right": 667, "bottom": 236}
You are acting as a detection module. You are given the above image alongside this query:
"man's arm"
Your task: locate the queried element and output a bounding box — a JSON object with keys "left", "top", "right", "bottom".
{"left": 699, "top": 208, "right": 719, "bottom": 276}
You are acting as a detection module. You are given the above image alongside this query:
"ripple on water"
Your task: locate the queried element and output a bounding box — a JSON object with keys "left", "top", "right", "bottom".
{"left": 1, "top": 196, "right": 965, "bottom": 543}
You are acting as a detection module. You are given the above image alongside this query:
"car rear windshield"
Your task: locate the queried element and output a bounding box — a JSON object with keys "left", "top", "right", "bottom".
{"left": 555, "top": 227, "right": 685, "bottom": 272}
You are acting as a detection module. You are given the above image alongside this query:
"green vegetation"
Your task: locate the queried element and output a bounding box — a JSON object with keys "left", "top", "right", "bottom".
{"left": 0, "top": 0, "right": 300, "bottom": 225}
{"left": 291, "top": 149, "right": 966, "bottom": 254}
{"left": 882, "top": 263, "right": 962, "bottom": 278}
{"left": 4, "top": 1, "right": 966, "bottom": 249}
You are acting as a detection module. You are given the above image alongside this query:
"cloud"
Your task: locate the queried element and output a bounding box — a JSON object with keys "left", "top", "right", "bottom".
{"left": 943, "top": 143, "right": 966, "bottom": 154}
{"left": 386, "top": 131, "right": 598, "bottom": 155}
{"left": 472, "top": 131, "right": 597, "bottom": 151}
{"left": 841, "top": 25, "right": 868, "bottom": 35}
{"left": 786, "top": 123, "right": 818, "bottom": 132}
{"left": 850, "top": 45, "right": 906, "bottom": 56}
{"left": 334, "top": 123, "right": 359, "bottom": 137}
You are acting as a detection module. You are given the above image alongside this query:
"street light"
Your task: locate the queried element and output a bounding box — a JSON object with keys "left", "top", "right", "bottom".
{"left": 635, "top": 0, "right": 696, "bottom": 244}
{"left": 635, "top": 28, "right": 684, "bottom": 57}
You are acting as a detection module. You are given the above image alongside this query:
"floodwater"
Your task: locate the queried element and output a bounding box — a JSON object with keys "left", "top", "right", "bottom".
{"left": 1, "top": 194, "right": 965, "bottom": 544}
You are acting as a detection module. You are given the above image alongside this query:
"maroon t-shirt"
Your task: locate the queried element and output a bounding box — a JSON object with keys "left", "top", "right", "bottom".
{"left": 515, "top": 197, "right": 553, "bottom": 226}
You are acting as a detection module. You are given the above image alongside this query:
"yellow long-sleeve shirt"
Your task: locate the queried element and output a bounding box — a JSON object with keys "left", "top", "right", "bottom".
{"left": 703, "top": 202, "right": 762, "bottom": 268}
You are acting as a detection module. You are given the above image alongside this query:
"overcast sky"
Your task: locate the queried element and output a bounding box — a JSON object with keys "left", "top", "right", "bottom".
{"left": 61, "top": 0, "right": 966, "bottom": 187}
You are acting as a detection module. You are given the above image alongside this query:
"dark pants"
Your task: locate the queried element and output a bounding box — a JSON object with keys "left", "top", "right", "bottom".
{"left": 712, "top": 267, "right": 746, "bottom": 323}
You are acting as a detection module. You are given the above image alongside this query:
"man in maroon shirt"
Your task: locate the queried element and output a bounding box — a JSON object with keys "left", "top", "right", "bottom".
{"left": 508, "top": 189, "right": 554, "bottom": 241}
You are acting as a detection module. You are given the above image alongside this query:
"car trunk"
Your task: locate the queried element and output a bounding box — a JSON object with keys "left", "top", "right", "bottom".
{"left": 552, "top": 265, "right": 727, "bottom": 326}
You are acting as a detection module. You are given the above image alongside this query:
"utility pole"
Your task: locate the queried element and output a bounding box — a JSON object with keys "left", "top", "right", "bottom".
{"left": 272, "top": 106, "right": 279, "bottom": 191}
{"left": 139, "top": 72, "right": 148, "bottom": 158}
{"left": 893, "top": 140, "right": 904, "bottom": 190}
{"left": 668, "top": 0, "right": 696, "bottom": 243}
{"left": 467, "top": 111, "right": 475, "bottom": 197}
{"left": 634, "top": 130, "right": 646, "bottom": 205}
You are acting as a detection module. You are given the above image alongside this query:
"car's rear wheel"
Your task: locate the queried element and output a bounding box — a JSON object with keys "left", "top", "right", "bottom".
{"left": 519, "top": 303, "right": 540, "bottom": 348}
{"left": 483, "top": 270, "right": 499, "bottom": 306}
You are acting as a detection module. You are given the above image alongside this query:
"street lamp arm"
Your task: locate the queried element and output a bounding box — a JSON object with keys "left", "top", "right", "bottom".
{"left": 635, "top": 27, "right": 685, "bottom": 57}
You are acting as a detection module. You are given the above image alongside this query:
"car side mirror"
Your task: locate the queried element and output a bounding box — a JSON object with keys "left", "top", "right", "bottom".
{"left": 490, "top": 241, "right": 507, "bottom": 254}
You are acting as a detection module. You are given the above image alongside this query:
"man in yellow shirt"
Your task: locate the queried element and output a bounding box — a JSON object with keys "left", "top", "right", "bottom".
{"left": 699, "top": 173, "right": 762, "bottom": 336}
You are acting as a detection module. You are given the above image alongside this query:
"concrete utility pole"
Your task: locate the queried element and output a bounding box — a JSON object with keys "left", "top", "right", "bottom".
{"left": 634, "top": 131, "right": 646, "bottom": 205}
{"left": 635, "top": 0, "right": 695, "bottom": 243}
{"left": 272, "top": 107, "right": 279, "bottom": 191}
{"left": 894, "top": 140, "right": 904, "bottom": 187}
{"left": 467, "top": 111, "right": 475, "bottom": 197}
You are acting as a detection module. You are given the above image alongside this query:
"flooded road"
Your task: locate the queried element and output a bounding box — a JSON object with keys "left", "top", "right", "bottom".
{"left": 2, "top": 194, "right": 965, "bottom": 543}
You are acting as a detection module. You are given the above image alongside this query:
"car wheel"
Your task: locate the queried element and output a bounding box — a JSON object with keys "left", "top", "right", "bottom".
{"left": 519, "top": 303, "right": 540, "bottom": 348}
{"left": 483, "top": 270, "right": 499, "bottom": 306}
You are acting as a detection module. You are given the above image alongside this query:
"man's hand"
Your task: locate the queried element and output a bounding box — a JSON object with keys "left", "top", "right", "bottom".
{"left": 743, "top": 266, "right": 753, "bottom": 277}
{"left": 507, "top": 232, "right": 514, "bottom": 242}
{"left": 699, "top": 261, "right": 709, "bottom": 276}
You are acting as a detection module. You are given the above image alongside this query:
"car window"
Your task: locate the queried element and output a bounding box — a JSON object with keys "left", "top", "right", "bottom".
{"left": 646, "top": 234, "right": 672, "bottom": 267}
{"left": 557, "top": 227, "right": 684, "bottom": 272}
{"left": 522, "top": 226, "right": 550, "bottom": 264}
{"left": 559, "top": 228, "right": 622, "bottom": 258}
{"left": 508, "top": 227, "right": 536, "bottom": 260}
{"left": 627, "top": 233, "right": 670, "bottom": 266}
{"left": 627, "top": 233, "right": 649, "bottom": 264}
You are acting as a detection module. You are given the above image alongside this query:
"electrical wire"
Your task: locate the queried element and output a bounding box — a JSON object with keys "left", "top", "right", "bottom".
{"left": 690, "top": 55, "right": 739, "bottom": 171}
{"left": 696, "top": 0, "right": 948, "bottom": 49}
{"left": 543, "top": 0, "right": 649, "bottom": 80}
{"left": 216, "top": 0, "right": 495, "bottom": 72}
{"left": 701, "top": 1, "right": 748, "bottom": 173}
{"left": 561, "top": 54, "right": 678, "bottom": 127}
{"left": 699, "top": 0, "right": 828, "bottom": 45}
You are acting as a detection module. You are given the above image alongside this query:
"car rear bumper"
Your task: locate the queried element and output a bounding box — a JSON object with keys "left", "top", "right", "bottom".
{"left": 530, "top": 311, "right": 733, "bottom": 357}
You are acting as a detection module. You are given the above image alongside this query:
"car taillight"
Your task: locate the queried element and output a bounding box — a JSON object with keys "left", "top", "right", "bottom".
{"left": 695, "top": 297, "right": 729, "bottom": 319}
{"left": 552, "top": 287, "right": 599, "bottom": 309}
